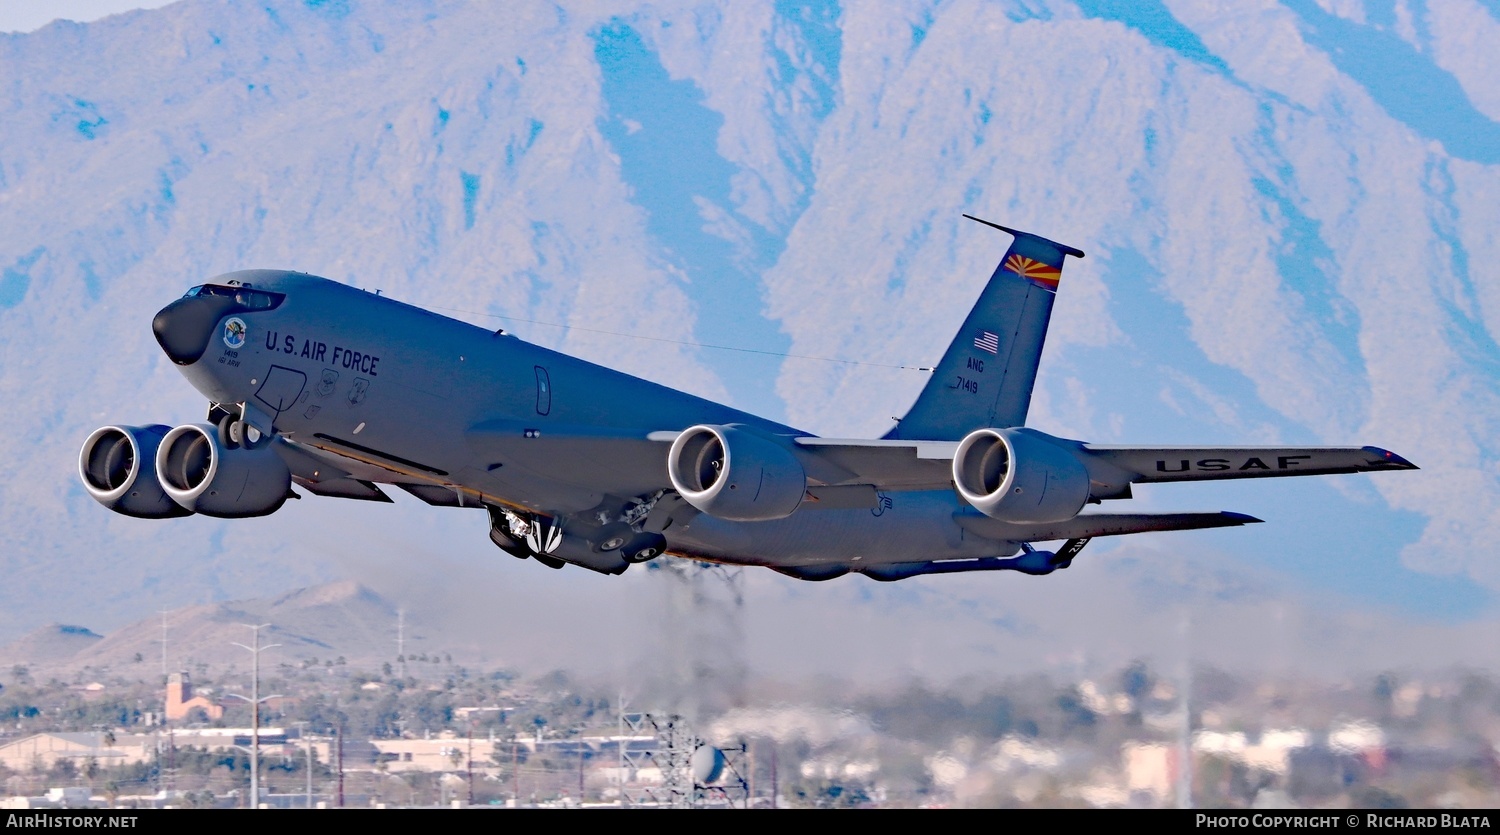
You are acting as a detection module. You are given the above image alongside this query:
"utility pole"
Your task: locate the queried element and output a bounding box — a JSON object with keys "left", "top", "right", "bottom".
{"left": 159, "top": 609, "right": 170, "bottom": 680}
{"left": 228, "top": 623, "right": 281, "bottom": 809}
{"left": 396, "top": 608, "right": 406, "bottom": 678}
{"left": 770, "top": 745, "right": 777, "bottom": 810}
{"left": 336, "top": 724, "right": 344, "bottom": 808}
{"left": 293, "top": 721, "right": 313, "bottom": 808}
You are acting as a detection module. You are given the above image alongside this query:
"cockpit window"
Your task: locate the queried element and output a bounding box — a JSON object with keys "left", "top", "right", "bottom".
{"left": 184, "top": 284, "right": 285, "bottom": 310}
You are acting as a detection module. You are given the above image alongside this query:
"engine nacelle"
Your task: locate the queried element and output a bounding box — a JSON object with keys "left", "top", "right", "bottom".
{"left": 667, "top": 424, "right": 806, "bottom": 521}
{"left": 155, "top": 424, "right": 291, "bottom": 518}
{"left": 952, "top": 428, "right": 1090, "bottom": 524}
{"left": 78, "top": 425, "right": 193, "bottom": 519}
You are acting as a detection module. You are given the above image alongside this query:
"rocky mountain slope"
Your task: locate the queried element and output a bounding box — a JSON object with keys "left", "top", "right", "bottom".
{"left": 0, "top": 0, "right": 1496, "bottom": 670}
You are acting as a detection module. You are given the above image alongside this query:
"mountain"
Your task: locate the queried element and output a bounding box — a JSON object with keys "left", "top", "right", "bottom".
{"left": 0, "top": 0, "right": 1496, "bottom": 668}
{"left": 0, "top": 624, "right": 104, "bottom": 667}
{"left": 0, "top": 580, "right": 420, "bottom": 674}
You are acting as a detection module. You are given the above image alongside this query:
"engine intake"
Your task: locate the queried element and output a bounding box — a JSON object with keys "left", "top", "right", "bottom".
{"left": 78, "top": 425, "right": 193, "bottom": 519}
{"left": 952, "top": 428, "right": 1090, "bottom": 524}
{"left": 667, "top": 425, "right": 806, "bottom": 521}
{"left": 156, "top": 424, "right": 291, "bottom": 518}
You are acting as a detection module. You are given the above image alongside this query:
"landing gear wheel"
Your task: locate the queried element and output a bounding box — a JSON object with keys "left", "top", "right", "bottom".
{"left": 489, "top": 527, "right": 531, "bottom": 560}
{"left": 217, "top": 414, "right": 241, "bottom": 450}
{"left": 216, "top": 412, "right": 265, "bottom": 450}
{"left": 593, "top": 523, "right": 633, "bottom": 553}
{"left": 622, "top": 532, "right": 667, "bottom": 564}
{"left": 534, "top": 554, "right": 566, "bottom": 570}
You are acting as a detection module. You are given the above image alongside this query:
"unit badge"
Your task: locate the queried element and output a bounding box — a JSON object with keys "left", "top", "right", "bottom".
{"left": 222, "top": 317, "right": 247, "bottom": 349}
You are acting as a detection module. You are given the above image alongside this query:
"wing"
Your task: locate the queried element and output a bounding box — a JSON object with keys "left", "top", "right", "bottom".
{"left": 789, "top": 438, "right": 1415, "bottom": 498}
{"left": 466, "top": 424, "right": 1416, "bottom": 514}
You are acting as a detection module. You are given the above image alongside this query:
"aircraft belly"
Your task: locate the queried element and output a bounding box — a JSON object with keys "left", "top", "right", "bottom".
{"left": 668, "top": 491, "right": 1006, "bottom": 567}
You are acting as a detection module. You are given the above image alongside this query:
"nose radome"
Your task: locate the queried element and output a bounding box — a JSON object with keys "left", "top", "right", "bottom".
{"left": 152, "top": 295, "right": 239, "bottom": 365}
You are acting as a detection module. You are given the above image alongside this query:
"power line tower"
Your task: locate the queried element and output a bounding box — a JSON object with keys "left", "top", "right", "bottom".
{"left": 619, "top": 711, "right": 749, "bottom": 808}
{"left": 227, "top": 623, "right": 281, "bottom": 809}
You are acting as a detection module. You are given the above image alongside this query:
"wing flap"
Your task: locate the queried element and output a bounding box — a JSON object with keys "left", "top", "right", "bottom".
{"left": 395, "top": 483, "right": 478, "bottom": 508}
{"left": 468, "top": 420, "right": 669, "bottom": 496}
{"left": 293, "top": 476, "right": 393, "bottom": 503}
{"left": 792, "top": 437, "right": 956, "bottom": 489}
{"left": 804, "top": 484, "right": 880, "bottom": 509}
{"left": 954, "top": 510, "right": 1262, "bottom": 542}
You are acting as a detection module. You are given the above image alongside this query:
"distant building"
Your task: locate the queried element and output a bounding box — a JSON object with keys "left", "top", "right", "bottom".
{"left": 165, "top": 672, "right": 223, "bottom": 722}
{"left": 67, "top": 682, "right": 107, "bottom": 702}
{"left": 1123, "top": 742, "right": 1180, "bottom": 805}
{"left": 0, "top": 733, "right": 152, "bottom": 773}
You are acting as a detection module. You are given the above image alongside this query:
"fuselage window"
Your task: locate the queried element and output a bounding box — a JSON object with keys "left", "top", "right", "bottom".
{"left": 534, "top": 366, "right": 551, "bottom": 416}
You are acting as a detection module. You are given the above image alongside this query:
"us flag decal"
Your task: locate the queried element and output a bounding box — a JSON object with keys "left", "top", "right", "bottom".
{"left": 974, "top": 331, "right": 1000, "bottom": 354}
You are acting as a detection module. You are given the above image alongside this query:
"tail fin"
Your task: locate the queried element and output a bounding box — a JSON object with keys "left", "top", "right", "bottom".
{"left": 884, "top": 216, "right": 1084, "bottom": 440}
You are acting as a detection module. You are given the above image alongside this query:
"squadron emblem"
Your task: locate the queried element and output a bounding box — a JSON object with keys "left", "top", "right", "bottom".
{"left": 222, "top": 317, "right": 247, "bottom": 349}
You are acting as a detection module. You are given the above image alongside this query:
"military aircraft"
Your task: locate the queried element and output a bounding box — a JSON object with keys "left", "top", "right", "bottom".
{"left": 79, "top": 216, "right": 1416, "bottom": 581}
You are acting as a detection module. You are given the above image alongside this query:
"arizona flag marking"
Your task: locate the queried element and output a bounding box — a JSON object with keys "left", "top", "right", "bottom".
{"left": 1003, "top": 254, "right": 1062, "bottom": 292}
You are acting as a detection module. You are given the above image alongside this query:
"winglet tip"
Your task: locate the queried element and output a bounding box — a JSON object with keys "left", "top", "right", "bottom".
{"left": 1363, "top": 446, "right": 1419, "bottom": 469}
{"left": 1221, "top": 511, "right": 1265, "bottom": 524}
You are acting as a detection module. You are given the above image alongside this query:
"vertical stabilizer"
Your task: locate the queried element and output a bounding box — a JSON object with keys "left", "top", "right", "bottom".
{"left": 884, "top": 216, "right": 1084, "bottom": 440}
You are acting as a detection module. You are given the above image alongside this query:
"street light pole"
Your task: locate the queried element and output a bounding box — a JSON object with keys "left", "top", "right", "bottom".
{"left": 293, "top": 720, "right": 313, "bottom": 808}
{"left": 228, "top": 623, "right": 281, "bottom": 809}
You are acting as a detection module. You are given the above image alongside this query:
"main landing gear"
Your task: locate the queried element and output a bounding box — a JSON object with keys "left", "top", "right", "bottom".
{"left": 486, "top": 507, "right": 566, "bottom": 569}
{"left": 590, "top": 524, "right": 665, "bottom": 563}
{"left": 486, "top": 505, "right": 669, "bottom": 571}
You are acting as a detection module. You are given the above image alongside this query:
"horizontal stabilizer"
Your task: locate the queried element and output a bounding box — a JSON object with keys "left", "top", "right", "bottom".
{"left": 1081, "top": 445, "right": 1417, "bottom": 491}
{"left": 954, "top": 510, "right": 1262, "bottom": 542}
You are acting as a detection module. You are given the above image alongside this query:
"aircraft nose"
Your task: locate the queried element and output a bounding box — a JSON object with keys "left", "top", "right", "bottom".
{"left": 152, "top": 295, "right": 239, "bottom": 365}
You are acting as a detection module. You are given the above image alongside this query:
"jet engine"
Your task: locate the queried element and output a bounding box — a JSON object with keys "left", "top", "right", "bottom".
{"left": 78, "top": 425, "right": 193, "bottom": 519}
{"left": 667, "top": 424, "right": 806, "bottom": 521}
{"left": 155, "top": 424, "right": 291, "bottom": 518}
{"left": 952, "top": 428, "right": 1090, "bottom": 524}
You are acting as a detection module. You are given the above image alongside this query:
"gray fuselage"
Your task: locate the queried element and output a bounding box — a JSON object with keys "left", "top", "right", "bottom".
{"left": 172, "top": 270, "right": 1012, "bottom": 570}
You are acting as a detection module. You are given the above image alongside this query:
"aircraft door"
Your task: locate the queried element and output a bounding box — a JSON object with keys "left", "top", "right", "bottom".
{"left": 534, "top": 366, "right": 551, "bottom": 416}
